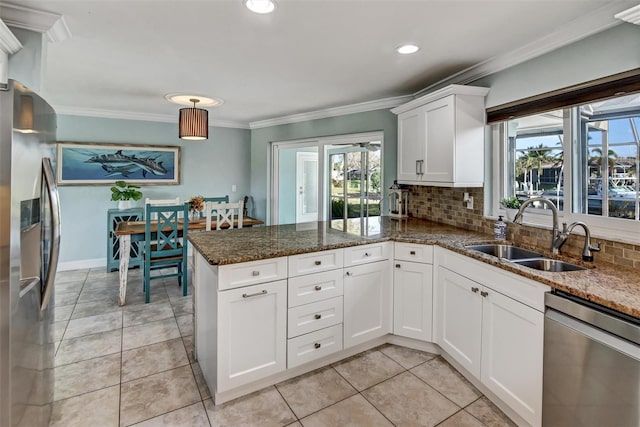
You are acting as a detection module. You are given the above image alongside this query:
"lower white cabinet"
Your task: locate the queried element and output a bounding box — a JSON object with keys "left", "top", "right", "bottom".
{"left": 343, "top": 260, "right": 393, "bottom": 348}
{"left": 435, "top": 264, "right": 544, "bottom": 427}
{"left": 217, "top": 279, "right": 287, "bottom": 392}
{"left": 393, "top": 260, "right": 433, "bottom": 341}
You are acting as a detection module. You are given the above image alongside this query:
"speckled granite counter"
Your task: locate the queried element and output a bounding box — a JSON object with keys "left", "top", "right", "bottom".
{"left": 188, "top": 216, "right": 640, "bottom": 319}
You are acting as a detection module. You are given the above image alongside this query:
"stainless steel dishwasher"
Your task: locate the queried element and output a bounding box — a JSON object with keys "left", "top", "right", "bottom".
{"left": 543, "top": 290, "right": 640, "bottom": 426}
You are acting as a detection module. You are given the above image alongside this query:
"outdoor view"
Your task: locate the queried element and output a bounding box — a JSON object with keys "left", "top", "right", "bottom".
{"left": 506, "top": 93, "right": 640, "bottom": 222}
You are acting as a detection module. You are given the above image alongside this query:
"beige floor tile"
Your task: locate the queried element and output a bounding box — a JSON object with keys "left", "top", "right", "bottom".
{"left": 380, "top": 344, "right": 438, "bottom": 369}
{"left": 55, "top": 330, "right": 122, "bottom": 366}
{"left": 182, "top": 335, "right": 195, "bottom": 363}
{"left": 121, "top": 338, "right": 189, "bottom": 382}
{"left": 53, "top": 321, "right": 67, "bottom": 342}
{"left": 438, "top": 410, "right": 485, "bottom": 427}
{"left": 55, "top": 280, "right": 85, "bottom": 294}
{"left": 55, "top": 305, "right": 74, "bottom": 322}
{"left": 277, "top": 367, "right": 357, "bottom": 418}
{"left": 286, "top": 422, "right": 302, "bottom": 427}
{"left": 122, "top": 318, "right": 181, "bottom": 351}
{"left": 465, "top": 396, "right": 517, "bottom": 427}
{"left": 411, "top": 357, "right": 482, "bottom": 407}
{"left": 78, "top": 287, "right": 119, "bottom": 304}
{"left": 56, "top": 290, "right": 80, "bottom": 306}
{"left": 54, "top": 353, "right": 121, "bottom": 401}
{"left": 55, "top": 270, "right": 89, "bottom": 284}
{"left": 123, "top": 301, "right": 174, "bottom": 327}
{"left": 300, "top": 394, "right": 392, "bottom": 427}
{"left": 204, "top": 386, "right": 296, "bottom": 427}
{"left": 332, "top": 349, "right": 404, "bottom": 391}
{"left": 363, "top": 371, "right": 460, "bottom": 427}
{"left": 71, "top": 299, "right": 122, "bottom": 320}
{"left": 176, "top": 314, "right": 193, "bottom": 336}
{"left": 63, "top": 311, "right": 123, "bottom": 340}
{"left": 50, "top": 385, "right": 120, "bottom": 427}
{"left": 170, "top": 297, "right": 193, "bottom": 316}
{"left": 125, "top": 286, "right": 170, "bottom": 306}
{"left": 131, "top": 402, "right": 210, "bottom": 426}
{"left": 120, "top": 365, "right": 201, "bottom": 427}
{"left": 191, "top": 362, "right": 211, "bottom": 400}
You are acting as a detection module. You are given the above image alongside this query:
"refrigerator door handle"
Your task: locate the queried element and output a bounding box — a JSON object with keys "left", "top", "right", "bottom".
{"left": 40, "top": 158, "right": 60, "bottom": 312}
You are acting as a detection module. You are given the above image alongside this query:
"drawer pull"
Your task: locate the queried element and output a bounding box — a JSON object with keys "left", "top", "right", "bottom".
{"left": 314, "top": 260, "right": 322, "bottom": 266}
{"left": 345, "top": 271, "right": 352, "bottom": 277}
{"left": 481, "top": 291, "right": 489, "bottom": 298}
{"left": 395, "top": 264, "right": 401, "bottom": 269}
{"left": 471, "top": 287, "right": 479, "bottom": 293}
{"left": 410, "top": 250, "right": 416, "bottom": 255}
{"left": 252, "top": 271, "right": 260, "bottom": 276}
{"left": 314, "top": 285, "right": 322, "bottom": 291}
{"left": 314, "top": 314, "right": 322, "bottom": 320}
{"left": 314, "top": 342, "right": 321, "bottom": 349}
{"left": 364, "top": 252, "right": 370, "bottom": 257}
{"left": 242, "top": 290, "right": 267, "bottom": 298}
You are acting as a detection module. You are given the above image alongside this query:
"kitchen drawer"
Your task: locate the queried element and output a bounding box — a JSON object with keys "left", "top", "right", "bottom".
{"left": 288, "top": 249, "right": 343, "bottom": 277}
{"left": 287, "top": 324, "right": 343, "bottom": 369}
{"left": 343, "top": 242, "right": 391, "bottom": 266}
{"left": 288, "top": 296, "right": 343, "bottom": 338}
{"left": 218, "top": 257, "right": 288, "bottom": 291}
{"left": 394, "top": 242, "right": 433, "bottom": 264}
{"left": 288, "top": 269, "right": 344, "bottom": 308}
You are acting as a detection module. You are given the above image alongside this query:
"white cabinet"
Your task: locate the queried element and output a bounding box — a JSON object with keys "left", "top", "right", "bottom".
{"left": 434, "top": 248, "right": 547, "bottom": 427}
{"left": 393, "top": 243, "right": 433, "bottom": 341}
{"left": 343, "top": 259, "right": 393, "bottom": 348}
{"left": 392, "top": 84, "right": 489, "bottom": 187}
{"left": 217, "top": 279, "right": 287, "bottom": 392}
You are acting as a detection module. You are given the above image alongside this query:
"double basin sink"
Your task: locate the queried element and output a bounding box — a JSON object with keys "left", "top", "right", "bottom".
{"left": 465, "top": 244, "right": 587, "bottom": 272}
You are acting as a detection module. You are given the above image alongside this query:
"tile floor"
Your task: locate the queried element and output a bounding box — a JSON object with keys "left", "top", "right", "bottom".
{"left": 51, "top": 267, "right": 517, "bottom": 427}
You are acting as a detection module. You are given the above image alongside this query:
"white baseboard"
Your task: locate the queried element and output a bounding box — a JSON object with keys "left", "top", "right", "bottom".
{"left": 58, "top": 258, "right": 106, "bottom": 271}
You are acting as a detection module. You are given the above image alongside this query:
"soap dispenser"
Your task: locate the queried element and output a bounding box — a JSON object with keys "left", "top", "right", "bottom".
{"left": 494, "top": 216, "right": 507, "bottom": 240}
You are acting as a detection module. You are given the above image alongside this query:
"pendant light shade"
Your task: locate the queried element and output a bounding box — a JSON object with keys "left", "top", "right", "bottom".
{"left": 179, "top": 99, "right": 208, "bottom": 140}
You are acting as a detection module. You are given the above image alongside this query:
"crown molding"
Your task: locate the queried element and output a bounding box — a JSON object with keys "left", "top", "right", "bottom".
{"left": 413, "top": 1, "right": 632, "bottom": 98}
{"left": 249, "top": 95, "right": 413, "bottom": 129}
{"left": 0, "top": 2, "right": 71, "bottom": 42}
{"left": 55, "top": 105, "right": 250, "bottom": 129}
{"left": 615, "top": 4, "right": 640, "bottom": 25}
{"left": 391, "top": 84, "right": 489, "bottom": 115}
{"left": 0, "top": 18, "right": 21, "bottom": 54}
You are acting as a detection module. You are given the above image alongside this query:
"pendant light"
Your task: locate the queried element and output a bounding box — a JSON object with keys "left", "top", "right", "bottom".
{"left": 179, "top": 99, "right": 208, "bottom": 140}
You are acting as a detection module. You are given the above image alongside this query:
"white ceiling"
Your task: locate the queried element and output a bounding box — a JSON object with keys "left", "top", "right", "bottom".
{"left": 3, "top": 0, "right": 635, "bottom": 128}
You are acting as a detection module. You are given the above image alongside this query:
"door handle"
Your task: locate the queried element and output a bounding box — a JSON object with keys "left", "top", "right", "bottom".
{"left": 41, "top": 158, "right": 60, "bottom": 312}
{"left": 242, "top": 290, "right": 268, "bottom": 298}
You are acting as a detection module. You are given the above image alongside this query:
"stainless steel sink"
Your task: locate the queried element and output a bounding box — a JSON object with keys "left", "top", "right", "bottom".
{"left": 511, "top": 258, "right": 587, "bottom": 272}
{"left": 465, "top": 244, "right": 543, "bottom": 260}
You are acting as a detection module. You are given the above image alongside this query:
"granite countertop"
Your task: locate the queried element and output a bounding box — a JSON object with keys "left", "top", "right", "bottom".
{"left": 188, "top": 216, "right": 640, "bottom": 319}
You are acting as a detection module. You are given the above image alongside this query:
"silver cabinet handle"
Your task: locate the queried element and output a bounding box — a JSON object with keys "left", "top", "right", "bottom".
{"left": 252, "top": 271, "right": 260, "bottom": 276}
{"left": 471, "top": 287, "right": 479, "bottom": 293}
{"left": 416, "top": 160, "right": 420, "bottom": 175}
{"left": 242, "top": 290, "right": 267, "bottom": 298}
{"left": 314, "top": 285, "right": 322, "bottom": 291}
{"left": 481, "top": 291, "right": 489, "bottom": 297}
{"left": 314, "top": 314, "right": 321, "bottom": 320}
{"left": 395, "top": 264, "right": 401, "bottom": 269}
{"left": 314, "top": 260, "right": 322, "bottom": 266}
{"left": 314, "top": 343, "right": 321, "bottom": 349}
{"left": 345, "top": 271, "right": 352, "bottom": 277}
{"left": 419, "top": 160, "right": 424, "bottom": 175}
{"left": 364, "top": 252, "right": 370, "bottom": 257}
{"left": 410, "top": 250, "right": 416, "bottom": 255}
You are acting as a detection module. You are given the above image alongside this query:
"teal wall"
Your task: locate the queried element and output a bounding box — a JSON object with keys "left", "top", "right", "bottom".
{"left": 57, "top": 115, "right": 250, "bottom": 265}
{"left": 250, "top": 109, "right": 397, "bottom": 222}
{"left": 8, "top": 27, "right": 46, "bottom": 93}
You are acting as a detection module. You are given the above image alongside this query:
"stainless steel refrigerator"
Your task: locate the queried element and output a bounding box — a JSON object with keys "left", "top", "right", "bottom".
{"left": 0, "top": 80, "right": 60, "bottom": 427}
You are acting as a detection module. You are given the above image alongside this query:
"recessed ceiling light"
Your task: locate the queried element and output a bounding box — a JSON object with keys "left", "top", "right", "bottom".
{"left": 244, "top": 0, "right": 277, "bottom": 14}
{"left": 396, "top": 44, "right": 420, "bottom": 55}
{"left": 165, "top": 93, "right": 224, "bottom": 107}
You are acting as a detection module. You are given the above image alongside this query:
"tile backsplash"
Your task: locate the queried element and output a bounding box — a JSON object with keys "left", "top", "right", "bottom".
{"left": 407, "top": 185, "right": 640, "bottom": 269}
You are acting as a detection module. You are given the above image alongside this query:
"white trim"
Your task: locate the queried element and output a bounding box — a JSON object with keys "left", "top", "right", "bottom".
{"left": 249, "top": 95, "right": 412, "bottom": 129}
{"left": 391, "top": 84, "right": 489, "bottom": 115}
{"left": 414, "top": 2, "right": 630, "bottom": 98}
{"left": 58, "top": 257, "right": 105, "bottom": 271}
{"left": 615, "top": 4, "right": 640, "bottom": 25}
{"left": 55, "top": 105, "right": 250, "bottom": 129}
{"left": 0, "top": 19, "right": 21, "bottom": 54}
{"left": 0, "top": 3, "right": 72, "bottom": 42}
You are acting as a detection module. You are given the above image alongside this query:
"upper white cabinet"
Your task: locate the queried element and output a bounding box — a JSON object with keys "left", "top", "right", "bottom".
{"left": 392, "top": 85, "right": 489, "bottom": 187}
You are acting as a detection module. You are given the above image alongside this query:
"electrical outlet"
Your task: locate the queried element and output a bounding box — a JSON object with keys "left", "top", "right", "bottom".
{"left": 231, "top": 184, "right": 237, "bottom": 192}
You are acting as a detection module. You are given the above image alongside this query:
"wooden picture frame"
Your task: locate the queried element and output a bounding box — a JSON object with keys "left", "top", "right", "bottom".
{"left": 56, "top": 142, "right": 180, "bottom": 186}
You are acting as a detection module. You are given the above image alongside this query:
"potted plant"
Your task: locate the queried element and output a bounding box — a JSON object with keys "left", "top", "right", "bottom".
{"left": 110, "top": 180, "right": 143, "bottom": 210}
{"left": 500, "top": 196, "right": 521, "bottom": 221}
{"left": 188, "top": 195, "right": 205, "bottom": 220}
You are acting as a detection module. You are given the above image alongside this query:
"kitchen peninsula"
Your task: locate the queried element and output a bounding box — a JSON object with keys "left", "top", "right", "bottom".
{"left": 188, "top": 216, "right": 640, "bottom": 425}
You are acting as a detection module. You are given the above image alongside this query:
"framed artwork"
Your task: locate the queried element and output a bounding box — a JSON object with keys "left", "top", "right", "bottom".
{"left": 56, "top": 142, "right": 180, "bottom": 185}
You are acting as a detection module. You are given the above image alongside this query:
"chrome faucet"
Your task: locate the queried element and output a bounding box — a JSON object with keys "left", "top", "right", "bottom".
{"left": 512, "top": 197, "right": 564, "bottom": 254}
{"left": 554, "top": 221, "right": 601, "bottom": 262}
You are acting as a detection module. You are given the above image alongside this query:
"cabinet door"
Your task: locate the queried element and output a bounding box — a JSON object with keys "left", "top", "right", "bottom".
{"left": 397, "top": 108, "right": 424, "bottom": 182}
{"left": 434, "top": 267, "right": 482, "bottom": 377}
{"left": 481, "top": 289, "right": 544, "bottom": 427}
{"left": 217, "top": 280, "right": 287, "bottom": 392}
{"left": 422, "top": 96, "right": 454, "bottom": 183}
{"left": 393, "top": 261, "right": 433, "bottom": 341}
{"left": 343, "top": 260, "right": 392, "bottom": 348}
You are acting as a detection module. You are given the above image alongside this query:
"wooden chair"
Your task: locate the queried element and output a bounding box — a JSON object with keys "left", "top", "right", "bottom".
{"left": 144, "top": 203, "right": 188, "bottom": 303}
{"left": 205, "top": 199, "right": 244, "bottom": 231}
{"left": 145, "top": 197, "right": 180, "bottom": 220}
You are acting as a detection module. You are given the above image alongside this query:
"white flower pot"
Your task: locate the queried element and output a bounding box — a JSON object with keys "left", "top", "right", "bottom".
{"left": 118, "top": 200, "right": 132, "bottom": 210}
